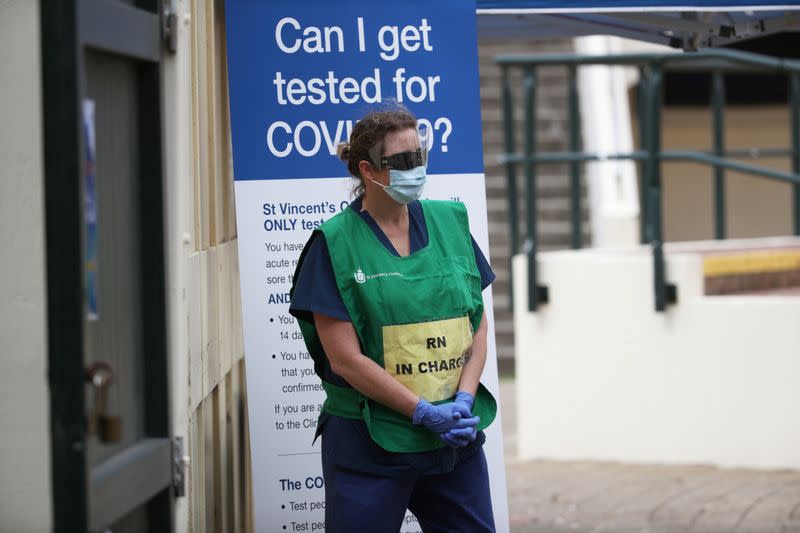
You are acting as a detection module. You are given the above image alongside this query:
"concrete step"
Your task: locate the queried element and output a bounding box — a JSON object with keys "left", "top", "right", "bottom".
{"left": 487, "top": 220, "right": 591, "bottom": 241}
{"left": 485, "top": 197, "right": 589, "bottom": 223}
{"left": 484, "top": 173, "right": 587, "bottom": 199}
{"left": 480, "top": 131, "right": 573, "bottom": 151}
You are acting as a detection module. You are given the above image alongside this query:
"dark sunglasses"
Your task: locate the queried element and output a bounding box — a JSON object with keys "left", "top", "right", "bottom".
{"left": 380, "top": 149, "right": 424, "bottom": 171}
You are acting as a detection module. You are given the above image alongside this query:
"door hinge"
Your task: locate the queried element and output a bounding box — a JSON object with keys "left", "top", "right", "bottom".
{"left": 172, "top": 436, "right": 190, "bottom": 498}
{"left": 162, "top": 2, "right": 178, "bottom": 54}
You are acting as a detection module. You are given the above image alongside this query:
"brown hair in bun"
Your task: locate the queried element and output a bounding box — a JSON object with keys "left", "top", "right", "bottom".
{"left": 336, "top": 142, "right": 351, "bottom": 162}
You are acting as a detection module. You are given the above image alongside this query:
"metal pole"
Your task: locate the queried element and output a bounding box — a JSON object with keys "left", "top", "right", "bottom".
{"left": 643, "top": 69, "right": 656, "bottom": 246}
{"left": 660, "top": 151, "right": 800, "bottom": 185}
{"left": 568, "top": 65, "right": 582, "bottom": 249}
{"left": 791, "top": 73, "right": 800, "bottom": 235}
{"left": 501, "top": 67, "right": 520, "bottom": 308}
{"left": 496, "top": 48, "right": 800, "bottom": 72}
{"left": 646, "top": 64, "right": 670, "bottom": 312}
{"left": 505, "top": 150, "right": 800, "bottom": 184}
{"left": 523, "top": 66, "right": 540, "bottom": 311}
{"left": 638, "top": 67, "right": 649, "bottom": 244}
{"left": 506, "top": 148, "right": 793, "bottom": 165}
{"left": 712, "top": 71, "right": 726, "bottom": 239}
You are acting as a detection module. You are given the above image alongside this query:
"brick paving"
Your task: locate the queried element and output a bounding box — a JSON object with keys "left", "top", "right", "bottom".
{"left": 500, "top": 379, "right": 800, "bottom": 533}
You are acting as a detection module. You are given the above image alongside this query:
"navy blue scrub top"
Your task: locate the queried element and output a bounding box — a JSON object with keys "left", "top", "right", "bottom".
{"left": 289, "top": 196, "right": 495, "bottom": 475}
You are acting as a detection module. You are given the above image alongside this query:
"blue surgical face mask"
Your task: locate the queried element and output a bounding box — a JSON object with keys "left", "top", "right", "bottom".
{"left": 372, "top": 166, "right": 427, "bottom": 205}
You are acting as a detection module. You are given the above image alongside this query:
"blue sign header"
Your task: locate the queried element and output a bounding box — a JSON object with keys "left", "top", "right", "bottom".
{"left": 477, "top": 1, "right": 798, "bottom": 7}
{"left": 226, "top": 0, "right": 484, "bottom": 181}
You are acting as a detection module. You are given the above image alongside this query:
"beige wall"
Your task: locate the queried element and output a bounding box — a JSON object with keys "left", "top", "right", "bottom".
{"left": 164, "top": 1, "right": 252, "bottom": 531}
{"left": 0, "top": 1, "right": 53, "bottom": 531}
{"left": 661, "top": 106, "right": 793, "bottom": 242}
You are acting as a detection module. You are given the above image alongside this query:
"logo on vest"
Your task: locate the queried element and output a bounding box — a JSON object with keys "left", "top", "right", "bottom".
{"left": 354, "top": 268, "right": 404, "bottom": 284}
{"left": 354, "top": 268, "right": 366, "bottom": 284}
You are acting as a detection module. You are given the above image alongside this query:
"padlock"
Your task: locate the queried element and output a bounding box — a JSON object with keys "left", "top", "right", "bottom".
{"left": 85, "top": 362, "right": 121, "bottom": 443}
{"left": 98, "top": 415, "right": 122, "bottom": 444}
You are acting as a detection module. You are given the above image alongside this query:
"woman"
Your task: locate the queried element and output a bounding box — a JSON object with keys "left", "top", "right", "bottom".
{"left": 289, "top": 107, "right": 497, "bottom": 532}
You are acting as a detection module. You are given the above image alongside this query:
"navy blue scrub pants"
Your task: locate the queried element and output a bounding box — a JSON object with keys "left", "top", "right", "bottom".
{"left": 320, "top": 415, "right": 496, "bottom": 533}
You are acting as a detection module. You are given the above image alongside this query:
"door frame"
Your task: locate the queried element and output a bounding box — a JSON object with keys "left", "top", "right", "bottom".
{"left": 41, "top": 0, "right": 172, "bottom": 530}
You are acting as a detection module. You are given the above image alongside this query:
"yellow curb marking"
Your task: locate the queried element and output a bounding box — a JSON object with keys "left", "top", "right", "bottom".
{"left": 703, "top": 249, "right": 800, "bottom": 277}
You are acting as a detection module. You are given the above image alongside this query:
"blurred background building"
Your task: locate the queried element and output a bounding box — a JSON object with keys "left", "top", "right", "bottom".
{"left": 1, "top": 1, "right": 797, "bottom": 532}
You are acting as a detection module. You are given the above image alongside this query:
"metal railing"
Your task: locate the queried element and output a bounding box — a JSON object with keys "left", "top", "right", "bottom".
{"left": 497, "top": 48, "right": 800, "bottom": 312}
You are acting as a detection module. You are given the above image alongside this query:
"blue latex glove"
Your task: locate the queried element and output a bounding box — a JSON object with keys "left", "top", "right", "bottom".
{"left": 440, "top": 392, "right": 479, "bottom": 447}
{"left": 412, "top": 399, "right": 479, "bottom": 434}
{"left": 441, "top": 426, "right": 478, "bottom": 448}
{"left": 453, "top": 391, "right": 475, "bottom": 413}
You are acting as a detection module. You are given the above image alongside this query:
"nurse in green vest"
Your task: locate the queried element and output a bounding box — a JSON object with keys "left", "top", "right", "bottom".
{"left": 289, "top": 107, "right": 497, "bottom": 532}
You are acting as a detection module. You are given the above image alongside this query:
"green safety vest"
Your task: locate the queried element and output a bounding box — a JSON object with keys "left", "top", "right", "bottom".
{"left": 293, "top": 200, "right": 496, "bottom": 453}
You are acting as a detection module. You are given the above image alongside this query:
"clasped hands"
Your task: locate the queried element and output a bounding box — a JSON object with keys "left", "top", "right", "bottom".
{"left": 412, "top": 391, "right": 479, "bottom": 448}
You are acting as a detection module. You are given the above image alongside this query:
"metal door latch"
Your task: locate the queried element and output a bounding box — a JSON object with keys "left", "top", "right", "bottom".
{"left": 172, "top": 436, "right": 190, "bottom": 498}
{"left": 85, "top": 362, "right": 122, "bottom": 444}
{"left": 162, "top": 2, "right": 178, "bottom": 54}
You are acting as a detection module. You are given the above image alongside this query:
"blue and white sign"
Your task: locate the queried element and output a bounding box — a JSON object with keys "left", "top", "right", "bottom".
{"left": 226, "top": 1, "right": 508, "bottom": 531}
{"left": 227, "top": 0, "right": 485, "bottom": 181}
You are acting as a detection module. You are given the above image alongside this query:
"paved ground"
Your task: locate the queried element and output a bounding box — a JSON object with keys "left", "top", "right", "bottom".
{"left": 500, "top": 378, "right": 800, "bottom": 533}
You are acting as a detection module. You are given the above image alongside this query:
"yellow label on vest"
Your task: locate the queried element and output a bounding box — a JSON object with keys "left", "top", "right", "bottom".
{"left": 382, "top": 316, "right": 473, "bottom": 403}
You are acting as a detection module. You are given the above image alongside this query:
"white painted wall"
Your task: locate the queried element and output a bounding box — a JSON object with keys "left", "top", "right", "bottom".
{"left": 0, "top": 1, "right": 54, "bottom": 531}
{"left": 573, "top": 37, "right": 680, "bottom": 247}
{"left": 513, "top": 238, "right": 800, "bottom": 469}
{"left": 574, "top": 36, "right": 642, "bottom": 247}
